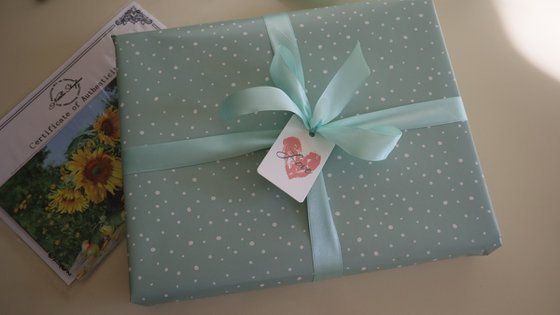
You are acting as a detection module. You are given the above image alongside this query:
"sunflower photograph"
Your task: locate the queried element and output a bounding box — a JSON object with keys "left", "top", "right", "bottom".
{"left": 48, "top": 187, "right": 89, "bottom": 214}
{"left": 0, "top": 80, "right": 126, "bottom": 277}
{"left": 67, "top": 148, "right": 122, "bottom": 204}
{"left": 94, "top": 107, "right": 120, "bottom": 147}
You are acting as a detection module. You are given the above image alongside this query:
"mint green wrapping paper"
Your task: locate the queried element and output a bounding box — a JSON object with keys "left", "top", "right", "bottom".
{"left": 114, "top": 0, "right": 501, "bottom": 305}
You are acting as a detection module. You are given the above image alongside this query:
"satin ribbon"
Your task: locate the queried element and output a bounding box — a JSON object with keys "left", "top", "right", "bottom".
{"left": 220, "top": 14, "right": 467, "bottom": 280}
{"left": 123, "top": 98, "right": 466, "bottom": 175}
{"left": 122, "top": 13, "right": 468, "bottom": 281}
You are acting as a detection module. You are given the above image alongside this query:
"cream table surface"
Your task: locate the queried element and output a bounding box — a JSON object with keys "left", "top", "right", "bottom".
{"left": 0, "top": 0, "right": 559, "bottom": 314}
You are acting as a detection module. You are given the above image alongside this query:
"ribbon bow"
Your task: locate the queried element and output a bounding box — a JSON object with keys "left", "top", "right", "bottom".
{"left": 217, "top": 14, "right": 467, "bottom": 280}
{"left": 222, "top": 15, "right": 403, "bottom": 161}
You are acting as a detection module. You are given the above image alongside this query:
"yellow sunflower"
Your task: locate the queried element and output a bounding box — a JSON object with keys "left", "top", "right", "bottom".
{"left": 13, "top": 199, "right": 28, "bottom": 213}
{"left": 67, "top": 148, "right": 122, "bottom": 203}
{"left": 48, "top": 187, "right": 88, "bottom": 214}
{"left": 94, "top": 107, "right": 120, "bottom": 146}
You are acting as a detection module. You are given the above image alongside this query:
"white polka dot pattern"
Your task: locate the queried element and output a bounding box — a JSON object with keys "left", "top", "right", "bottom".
{"left": 114, "top": 0, "right": 501, "bottom": 305}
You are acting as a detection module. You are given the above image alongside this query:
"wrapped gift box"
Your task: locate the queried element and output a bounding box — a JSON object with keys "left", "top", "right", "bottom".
{"left": 114, "top": 0, "right": 501, "bottom": 305}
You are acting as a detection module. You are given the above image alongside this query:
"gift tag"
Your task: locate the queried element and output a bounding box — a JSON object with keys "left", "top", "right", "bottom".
{"left": 258, "top": 116, "right": 335, "bottom": 202}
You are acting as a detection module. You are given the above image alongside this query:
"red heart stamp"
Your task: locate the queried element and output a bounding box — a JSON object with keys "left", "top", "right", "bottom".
{"left": 276, "top": 136, "right": 321, "bottom": 179}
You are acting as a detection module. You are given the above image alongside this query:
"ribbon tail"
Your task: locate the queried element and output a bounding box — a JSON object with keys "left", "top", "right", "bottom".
{"left": 270, "top": 47, "right": 313, "bottom": 122}
{"left": 307, "top": 172, "right": 344, "bottom": 281}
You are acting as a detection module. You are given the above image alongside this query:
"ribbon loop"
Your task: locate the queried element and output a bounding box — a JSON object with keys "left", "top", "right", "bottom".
{"left": 310, "top": 42, "right": 371, "bottom": 130}
{"left": 270, "top": 47, "right": 312, "bottom": 124}
{"left": 220, "top": 86, "right": 306, "bottom": 122}
{"left": 318, "top": 125, "right": 402, "bottom": 161}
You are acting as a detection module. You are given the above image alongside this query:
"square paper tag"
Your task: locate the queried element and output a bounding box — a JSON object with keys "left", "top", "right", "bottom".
{"left": 257, "top": 116, "right": 335, "bottom": 202}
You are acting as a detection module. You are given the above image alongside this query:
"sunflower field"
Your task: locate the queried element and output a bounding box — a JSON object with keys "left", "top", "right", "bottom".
{"left": 0, "top": 82, "right": 125, "bottom": 276}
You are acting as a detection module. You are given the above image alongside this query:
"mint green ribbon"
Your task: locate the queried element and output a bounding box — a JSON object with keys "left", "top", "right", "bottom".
{"left": 122, "top": 13, "right": 467, "bottom": 282}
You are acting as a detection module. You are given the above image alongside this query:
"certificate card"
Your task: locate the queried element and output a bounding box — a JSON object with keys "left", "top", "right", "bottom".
{"left": 0, "top": 3, "right": 165, "bottom": 284}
